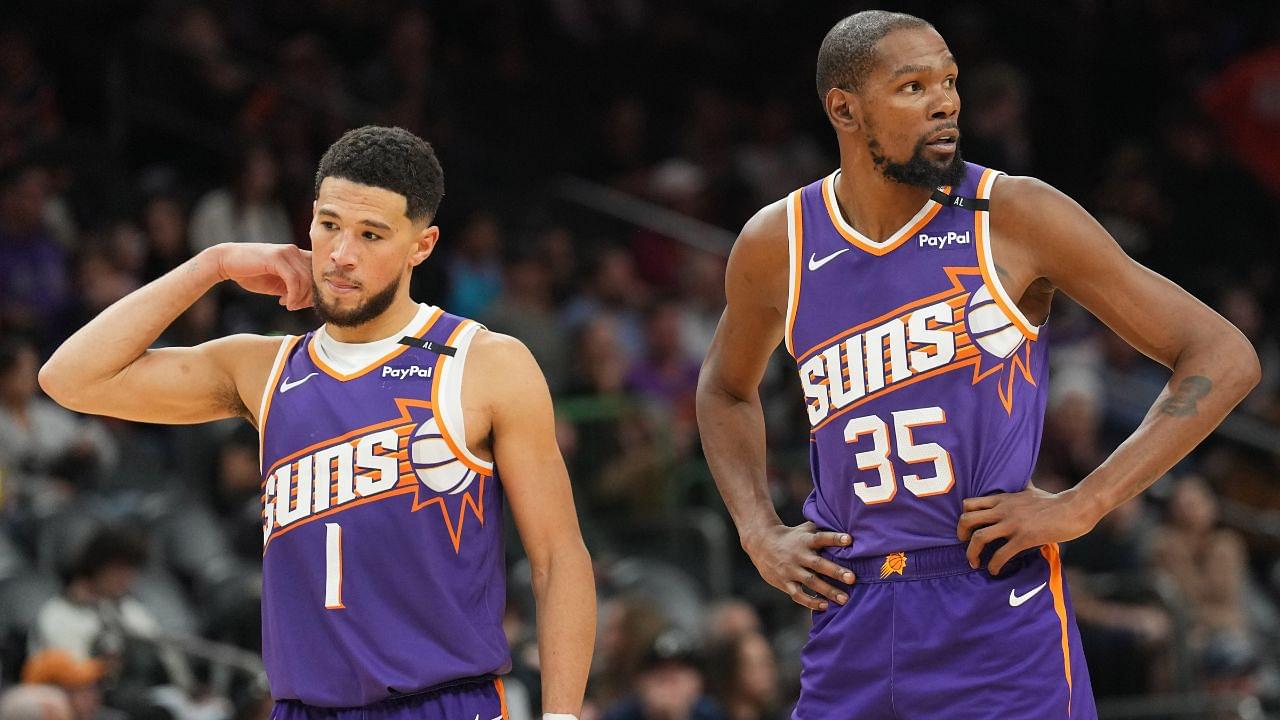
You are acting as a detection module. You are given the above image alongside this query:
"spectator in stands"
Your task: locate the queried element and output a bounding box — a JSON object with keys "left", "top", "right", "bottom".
{"left": 481, "top": 253, "right": 570, "bottom": 393}
{"left": 29, "top": 526, "right": 190, "bottom": 698}
{"left": 626, "top": 301, "right": 700, "bottom": 415}
{"left": 0, "top": 337, "right": 117, "bottom": 507}
{"left": 140, "top": 195, "right": 191, "bottom": 283}
{"left": 706, "top": 632, "right": 780, "bottom": 720}
{"left": 957, "top": 63, "right": 1034, "bottom": 175}
{"left": 20, "top": 649, "right": 123, "bottom": 720}
{"left": 444, "top": 210, "right": 504, "bottom": 319}
{"left": 0, "top": 31, "right": 62, "bottom": 167}
{"left": 0, "top": 164, "right": 71, "bottom": 345}
{"left": 733, "top": 98, "right": 824, "bottom": 209}
{"left": 189, "top": 144, "right": 292, "bottom": 252}
{"left": 592, "top": 597, "right": 667, "bottom": 705}
{"left": 602, "top": 630, "right": 724, "bottom": 720}
{"left": 0, "top": 684, "right": 73, "bottom": 720}
{"left": 561, "top": 247, "right": 648, "bottom": 357}
{"left": 1063, "top": 497, "right": 1173, "bottom": 696}
{"left": 705, "top": 600, "right": 761, "bottom": 643}
{"left": 1152, "top": 477, "right": 1256, "bottom": 673}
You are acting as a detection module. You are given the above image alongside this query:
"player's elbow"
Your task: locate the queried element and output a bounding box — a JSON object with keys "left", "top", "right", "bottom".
{"left": 37, "top": 356, "right": 82, "bottom": 409}
{"left": 1207, "top": 329, "right": 1262, "bottom": 403}
{"left": 1231, "top": 338, "right": 1262, "bottom": 396}
{"left": 529, "top": 537, "right": 592, "bottom": 593}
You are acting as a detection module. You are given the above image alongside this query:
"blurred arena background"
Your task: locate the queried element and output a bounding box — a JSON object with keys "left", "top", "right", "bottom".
{"left": 1, "top": 1, "right": 1279, "bottom": 718}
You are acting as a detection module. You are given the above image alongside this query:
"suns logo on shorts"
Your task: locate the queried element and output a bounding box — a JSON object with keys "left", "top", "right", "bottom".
{"left": 262, "top": 398, "right": 486, "bottom": 553}
{"left": 796, "top": 267, "right": 1038, "bottom": 429}
{"left": 880, "top": 551, "right": 908, "bottom": 579}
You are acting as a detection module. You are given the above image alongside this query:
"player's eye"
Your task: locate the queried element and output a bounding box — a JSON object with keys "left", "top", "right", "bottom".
{"left": 363, "top": 232, "right": 382, "bottom": 241}
{"left": 320, "top": 221, "right": 338, "bottom": 230}
{"left": 944, "top": 77, "right": 956, "bottom": 89}
{"left": 902, "top": 81, "right": 922, "bottom": 93}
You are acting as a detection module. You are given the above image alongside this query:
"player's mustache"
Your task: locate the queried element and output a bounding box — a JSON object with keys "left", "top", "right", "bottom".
{"left": 922, "top": 125, "right": 961, "bottom": 143}
{"left": 322, "top": 272, "right": 362, "bottom": 288}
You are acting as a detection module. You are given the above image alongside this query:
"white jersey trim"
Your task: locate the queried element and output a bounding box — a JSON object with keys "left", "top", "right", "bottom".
{"left": 974, "top": 170, "right": 1041, "bottom": 340}
{"left": 784, "top": 190, "right": 802, "bottom": 356}
{"left": 435, "top": 321, "right": 495, "bottom": 473}
{"left": 257, "top": 334, "right": 297, "bottom": 469}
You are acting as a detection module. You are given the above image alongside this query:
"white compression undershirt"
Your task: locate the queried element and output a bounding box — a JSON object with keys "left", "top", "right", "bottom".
{"left": 312, "top": 303, "right": 435, "bottom": 375}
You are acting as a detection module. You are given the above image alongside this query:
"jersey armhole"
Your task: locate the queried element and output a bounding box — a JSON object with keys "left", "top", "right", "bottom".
{"left": 430, "top": 321, "right": 495, "bottom": 475}
{"left": 784, "top": 189, "right": 805, "bottom": 357}
{"left": 974, "top": 169, "right": 1040, "bottom": 341}
{"left": 257, "top": 335, "right": 298, "bottom": 470}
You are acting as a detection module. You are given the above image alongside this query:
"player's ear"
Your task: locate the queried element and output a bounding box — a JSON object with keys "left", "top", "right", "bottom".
{"left": 825, "top": 87, "right": 861, "bottom": 133}
{"left": 408, "top": 224, "right": 439, "bottom": 268}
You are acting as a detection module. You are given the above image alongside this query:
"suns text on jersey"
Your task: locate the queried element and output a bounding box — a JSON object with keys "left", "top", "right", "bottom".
{"left": 262, "top": 424, "right": 413, "bottom": 546}
{"left": 799, "top": 298, "right": 970, "bottom": 428}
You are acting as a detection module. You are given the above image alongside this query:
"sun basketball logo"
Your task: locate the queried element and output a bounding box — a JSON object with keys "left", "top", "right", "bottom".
{"left": 410, "top": 417, "right": 478, "bottom": 495}
{"left": 965, "top": 284, "right": 1026, "bottom": 359}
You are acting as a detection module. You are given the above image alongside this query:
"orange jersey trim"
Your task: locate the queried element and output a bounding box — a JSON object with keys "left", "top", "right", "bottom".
{"left": 495, "top": 677, "right": 510, "bottom": 720}
{"left": 258, "top": 335, "right": 302, "bottom": 468}
{"left": 308, "top": 306, "right": 444, "bottom": 382}
{"left": 973, "top": 169, "right": 1039, "bottom": 341}
{"left": 429, "top": 320, "right": 494, "bottom": 477}
{"left": 784, "top": 190, "right": 805, "bottom": 357}
{"left": 1042, "top": 543, "right": 1074, "bottom": 717}
{"left": 821, "top": 173, "right": 947, "bottom": 256}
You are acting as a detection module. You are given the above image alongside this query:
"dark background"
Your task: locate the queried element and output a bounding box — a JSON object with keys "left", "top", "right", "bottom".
{"left": 1, "top": 2, "right": 1278, "bottom": 719}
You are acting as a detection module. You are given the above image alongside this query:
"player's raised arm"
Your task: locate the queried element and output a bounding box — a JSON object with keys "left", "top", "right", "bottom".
{"left": 38, "top": 242, "right": 313, "bottom": 425}
{"left": 469, "top": 331, "right": 594, "bottom": 717}
{"left": 696, "top": 201, "right": 855, "bottom": 611}
{"left": 959, "top": 176, "right": 1261, "bottom": 573}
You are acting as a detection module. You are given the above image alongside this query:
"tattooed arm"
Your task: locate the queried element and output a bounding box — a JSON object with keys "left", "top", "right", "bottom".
{"left": 958, "top": 176, "right": 1260, "bottom": 573}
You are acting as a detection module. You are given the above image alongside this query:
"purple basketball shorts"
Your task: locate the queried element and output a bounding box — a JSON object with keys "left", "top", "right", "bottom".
{"left": 270, "top": 677, "right": 508, "bottom": 720}
{"left": 793, "top": 543, "right": 1096, "bottom": 719}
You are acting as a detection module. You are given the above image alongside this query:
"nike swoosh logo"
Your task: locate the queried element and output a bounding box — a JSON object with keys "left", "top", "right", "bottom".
{"left": 1009, "top": 582, "right": 1048, "bottom": 607}
{"left": 279, "top": 372, "right": 318, "bottom": 393}
{"left": 808, "top": 248, "right": 850, "bottom": 271}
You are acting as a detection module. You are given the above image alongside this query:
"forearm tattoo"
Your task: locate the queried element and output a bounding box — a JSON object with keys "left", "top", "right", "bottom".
{"left": 1158, "top": 375, "right": 1212, "bottom": 416}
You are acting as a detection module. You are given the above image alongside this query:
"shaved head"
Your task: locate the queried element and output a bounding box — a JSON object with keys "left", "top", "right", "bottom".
{"left": 816, "top": 10, "right": 934, "bottom": 98}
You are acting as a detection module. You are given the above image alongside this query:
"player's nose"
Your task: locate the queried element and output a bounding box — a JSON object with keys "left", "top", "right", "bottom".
{"left": 329, "top": 232, "right": 359, "bottom": 267}
{"left": 930, "top": 86, "right": 959, "bottom": 120}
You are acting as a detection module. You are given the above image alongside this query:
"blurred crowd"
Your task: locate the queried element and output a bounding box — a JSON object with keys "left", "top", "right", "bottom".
{"left": 1, "top": 1, "right": 1279, "bottom": 718}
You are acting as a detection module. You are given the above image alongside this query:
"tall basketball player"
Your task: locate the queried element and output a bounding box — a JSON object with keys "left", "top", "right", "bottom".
{"left": 39, "top": 127, "right": 594, "bottom": 720}
{"left": 696, "top": 12, "right": 1259, "bottom": 719}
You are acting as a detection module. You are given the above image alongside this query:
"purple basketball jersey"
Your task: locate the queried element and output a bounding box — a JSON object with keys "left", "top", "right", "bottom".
{"left": 258, "top": 308, "right": 510, "bottom": 707}
{"left": 785, "top": 162, "right": 1049, "bottom": 558}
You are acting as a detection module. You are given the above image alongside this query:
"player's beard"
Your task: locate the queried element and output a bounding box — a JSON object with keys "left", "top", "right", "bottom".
{"left": 867, "top": 131, "right": 966, "bottom": 188}
{"left": 312, "top": 273, "right": 402, "bottom": 328}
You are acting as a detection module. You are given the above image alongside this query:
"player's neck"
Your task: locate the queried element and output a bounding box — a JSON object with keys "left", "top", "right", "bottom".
{"left": 833, "top": 161, "right": 935, "bottom": 243}
{"left": 324, "top": 297, "right": 421, "bottom": 344}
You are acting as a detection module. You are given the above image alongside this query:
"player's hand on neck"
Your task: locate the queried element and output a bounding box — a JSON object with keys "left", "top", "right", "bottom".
{"left": 213, "top": 242, "right": 314, "bottom": 311}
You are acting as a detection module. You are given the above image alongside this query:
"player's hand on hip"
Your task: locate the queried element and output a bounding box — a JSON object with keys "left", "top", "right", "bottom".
{"left": 958, "top": 486, "right": 1100, "bottom": 575}
{"left": 212, "top": 242, "right": 315, "bottom": 311}
{"left": 740, "top": 521, "right": 854, "bottom": 611}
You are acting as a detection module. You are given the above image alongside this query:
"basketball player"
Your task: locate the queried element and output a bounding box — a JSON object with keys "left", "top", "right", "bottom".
{"left": 696, "top": 12, "right": 1259, "bottom": 719}
{"left": 39, "top": 127, "right": 594, "bottom": 720}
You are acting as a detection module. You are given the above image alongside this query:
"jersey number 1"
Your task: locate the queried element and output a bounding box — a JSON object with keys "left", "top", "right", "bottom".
{"left": 324, "top": 523, "right": 344, "bottom": 609}
{"left": 846, "top": 406, "right": 954, "bottom": 504}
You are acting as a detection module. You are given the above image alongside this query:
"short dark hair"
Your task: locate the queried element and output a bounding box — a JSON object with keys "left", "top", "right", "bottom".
{"left": 816, "top": 11, "right": 934, "bottom": 98}
{"left": 314, "top": 126, "right": 445, "bottom": 223}
{"left": 64, "top": 526, "right": 149, "bottom": 583}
